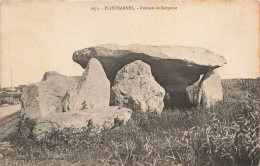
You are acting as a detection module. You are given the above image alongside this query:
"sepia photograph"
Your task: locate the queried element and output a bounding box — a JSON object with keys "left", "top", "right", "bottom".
{"left": 0, "top": 0, "right": 259, "bottom": 165}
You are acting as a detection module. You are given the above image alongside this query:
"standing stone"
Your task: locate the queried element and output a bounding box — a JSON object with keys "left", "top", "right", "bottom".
{"left": 63, "top": 58, "right": 110, "bottom": 112}
{"left": 197, "top": 70, "right": 223, "bottom": 107}
{"left": 111, "top": 60, "right": 165, "bottom": 114}
{"left": 185, "top": 75, "right": 202, "bottom": 107}
{"left": 21, "top": 82, "right": 67, "bottom": 119}
{"left": 21, "top": 72, "right": 78, "bottom": 119}
{"left": 41, "top": 71, "right": 80, "bottom": 90}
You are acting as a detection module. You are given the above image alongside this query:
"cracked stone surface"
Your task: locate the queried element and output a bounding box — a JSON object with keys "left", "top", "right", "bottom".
{"left": 197, "top": 70, "right": 223, "bottom": 108}
{"left": 62, "top": 58, "right": 110, "bottom": 112}
{"left": 33, "top": 106, "right": 132, "bottom": 138}
{"left": 111, "top": 60, "right": 165, "bottom": 114}
{"left": 21, "top": 72, "right": 78, "bottom": 119}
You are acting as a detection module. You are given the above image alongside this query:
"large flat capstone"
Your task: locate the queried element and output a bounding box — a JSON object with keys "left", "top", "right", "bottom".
{"left": 73, "top": 44, "right": 226, "bottom": 94}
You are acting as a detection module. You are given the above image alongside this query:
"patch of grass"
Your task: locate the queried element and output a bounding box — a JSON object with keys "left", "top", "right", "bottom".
{"left": 1, "top": 79, "right": 259, "bottom": 166}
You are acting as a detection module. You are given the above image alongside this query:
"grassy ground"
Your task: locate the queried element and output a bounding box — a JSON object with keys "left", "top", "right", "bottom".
{"left": 0, "top": 78, "right": 259, "bottom": 166}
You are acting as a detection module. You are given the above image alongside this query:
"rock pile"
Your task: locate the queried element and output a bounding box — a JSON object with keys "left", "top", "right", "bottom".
{"left": 21, "top": 58, "right": 132, "bottom": 137}
{"left": 20, "top": 44, "right": 226, "bottom": 137}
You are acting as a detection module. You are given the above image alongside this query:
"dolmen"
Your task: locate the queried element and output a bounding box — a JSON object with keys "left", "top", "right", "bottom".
{"left": 20, "top": 44, "right": 226, "bottom": 138}
{"left": 73, "top": 44, "right": 226, "bottom": 108}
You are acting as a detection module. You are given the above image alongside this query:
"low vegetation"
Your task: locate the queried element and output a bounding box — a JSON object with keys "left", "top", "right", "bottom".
{"left": 1, "top": 78, "right": 259, "bottom": 166}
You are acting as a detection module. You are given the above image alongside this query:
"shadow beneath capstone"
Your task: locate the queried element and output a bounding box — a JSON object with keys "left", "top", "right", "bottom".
{"left": 163, "top": 92, "right": 193, "bottom": 109}
{"left": 98, "top": 53, "right": 207, "bottom": 89}
{"left": 91, "top": 52, "right": 205, "bottom": 109}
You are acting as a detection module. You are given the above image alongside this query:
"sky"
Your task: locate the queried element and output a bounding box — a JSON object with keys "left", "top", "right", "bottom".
{"left": 1, "top": 0, "right": 259, "bottom": 87}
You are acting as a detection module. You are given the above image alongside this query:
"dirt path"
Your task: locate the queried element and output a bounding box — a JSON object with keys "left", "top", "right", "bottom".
{"left": 0, "top": 104, "right": 21, "bottom": 139}
{"left": 0, "top": 104, "right": 21, "bottom": 119}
